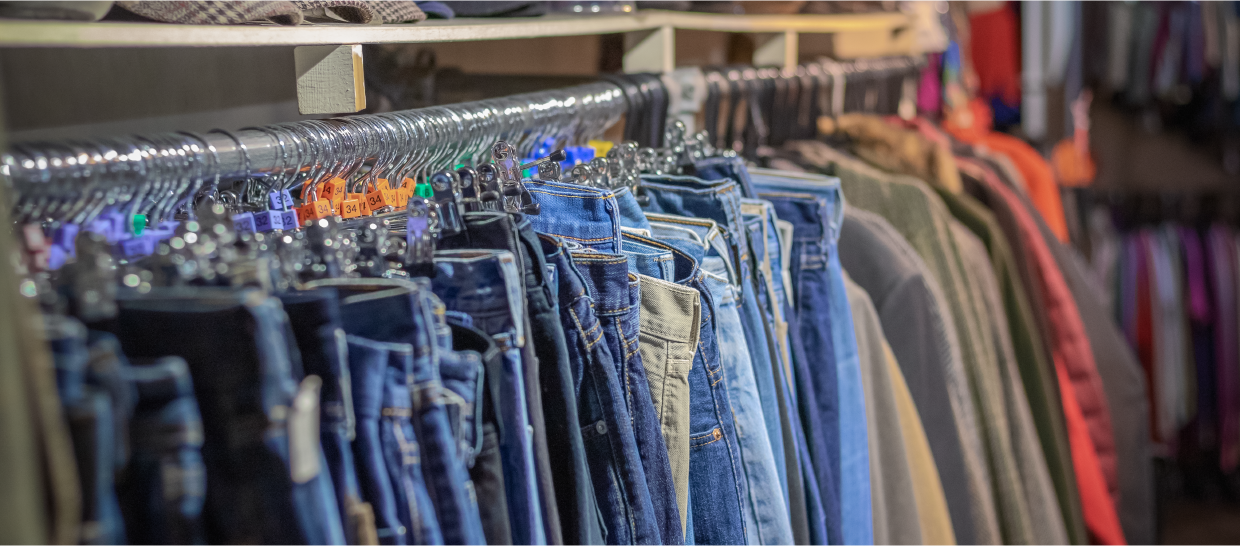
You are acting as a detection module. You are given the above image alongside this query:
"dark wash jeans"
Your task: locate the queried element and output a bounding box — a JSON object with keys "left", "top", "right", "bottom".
{"left": 431, "top": 250, "right": 546, "bottom": 546}
{"left": 306, "top": 278, "right": 467, "bottom": 545}
{"left": 280, "top": 289, "right": 371, "bottom": 545}
{"left": 543, "top": 234, "right": 662, "bottom": 546}
{"left": 751, "top": 190, "right": 847, "bottom": 544}
{"left": 112, "top": 288, "right": 342, "bottom": 545}
{"left": 447, "top": 320, "right": 515, "bottom": 546}
{"left": 47, "top": 316, "right": 128, "bottom": 545}
{"left": 442, "top": 209, "right": 597, "bottom": 546}
{"left": 121, "top": 356, "right": 207, "bottom": 545}
{"left": 527, "top": 180, "right": 682, "bottom": 545}
{"left": 644, "top": 234, "right": 751, "bottom": 546}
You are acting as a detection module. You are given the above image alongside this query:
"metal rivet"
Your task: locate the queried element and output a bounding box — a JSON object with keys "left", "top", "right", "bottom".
{"left": 595, "top": 421, "right": 607, "bottom": 434}
{"left": 712, "top": 429, "right": 722, "bottom": 440}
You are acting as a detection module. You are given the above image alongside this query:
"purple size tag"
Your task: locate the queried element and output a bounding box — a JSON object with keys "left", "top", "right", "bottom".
{"left": 232, "top": 212, "right": 256, "bottom": 234}
{"left": 269, "top": 190, "right": 295, "bottom": 211}
{"left": 47, "top": 245, "right": 67, "bottom": 271}
{"left": 406, "top": 215, "right": 428, "bottom": 245}
{"left": 120, "top": 236, "right": 157, "bottom": 258}
{"left": 280, "top": 210, "right": 300, "bottom": 230}
{"left": 253, "top": 210, "right": 280, "bottom": 232}
{"left": 53, "top": 223, "right": 80, "bottom": 250}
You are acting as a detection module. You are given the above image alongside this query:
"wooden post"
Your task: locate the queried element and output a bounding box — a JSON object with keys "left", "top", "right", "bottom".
{"left": 293, "top": 44, "right": 365, "bottom": 115}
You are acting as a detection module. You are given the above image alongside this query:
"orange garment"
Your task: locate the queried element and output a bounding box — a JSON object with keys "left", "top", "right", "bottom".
{"left": 1056, "top": 363, "right": 1128, "bottom": 545}
{"left": 945, "top": 99, "right": 1072, "bottom": 243}
{"left": 968, "top": 2, "right": 1022, "bottom": 105}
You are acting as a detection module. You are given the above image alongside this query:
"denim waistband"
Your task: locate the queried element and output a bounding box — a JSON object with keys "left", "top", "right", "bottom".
{"left": 640, "top": 175, "right": 747, "bottom": 242}
{"left": 693, "top": 155, "right": 757, "bottom": 198}
{"left": 569, "top": 251, "right": 634, "bottom": 317}
{"left": 432, "top": 249, "right": 527, "bottom": 349}
{"left": 622, "top": 232, "right": 676, "bottom": 281}
{"left": 303, "top": 278, "right": 436, "bottom": 362}
{"left": 619, "top": 230, "right": 700, "bottom": 286}
{"left": 526, "top": 180, "right": 622, "bottom": 254}
{"left": 614, "top": 186, "right": 653, "bottom": 232}
{"left": 279, "top": 289, "right": 354, "bottom": 436}
{"left": 749, "top": 168, "right": 844, "bottom": 241}
{"left": 646, "top": 214, "right": 738, "bottom": 286}
{"left": 636, "top": 274, "right": 702, "bottom": 346}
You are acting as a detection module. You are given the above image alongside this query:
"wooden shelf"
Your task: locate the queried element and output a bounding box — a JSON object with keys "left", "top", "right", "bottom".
{"left": 0, "top": 10, "right": 913, "bottom": 48}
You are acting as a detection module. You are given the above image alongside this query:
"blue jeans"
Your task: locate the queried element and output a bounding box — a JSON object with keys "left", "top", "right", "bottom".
{"left": 113, "top": 288, "right": 344, "bottom": 545}
{"left": 528, "top": 180, "right": 682, "bottom": 544}
{"left": 280, "top": 289, "right": 371, "bottom": 545}
{"left": 570, "top": 250, "right": 683, "bottom": 545}
{"left": 441, "top": 210, "right": 593, "bottom": 546}
{"left": 641, "top": 177, "right": 793, "bottom": 545}
{"left": 121, "top": 356, "right": 206, "bottom": 545}
{"left": 431, "top": 250, "right": 547, "bottom": 545}
{"left": 47, "top": 316, "right": 128, "bottom": 545}
{"left": 543, "top": 233, "right": 662, "bottom": 546}
{"left": 753, "top": 171, "right": 875, "bottom": 544}
{"left": 444, "top": 320, "right": 515, "bottom": 546}
{"left": 346, "top": 335, "right": 443, "bottom": 545}
{"left": 694, "top": 155, "right": 758, "bottom": 198}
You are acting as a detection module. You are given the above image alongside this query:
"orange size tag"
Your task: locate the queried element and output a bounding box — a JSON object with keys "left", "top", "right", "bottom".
{"left": 347, "top": 193, "right": 372, "bottom": 216}
{"left": 400, "top": 177, "right": 416, "bottom": 190}
{"left": 366, "top": 190, "right": 386, "bottom": 212}
{"left": 322, "top": 177, "right": 347, "bottom": 201}
{"left": 340, "top": 199, "right": 363, "bottom": 219}
{"left": 396, "top": 187, "right": 411, "bottom": 209}
{"left": 375, "top": 179, "right": 392, "bottom": 191}
{"left": 300, "top": 200, "right": 332, "bottom": 223}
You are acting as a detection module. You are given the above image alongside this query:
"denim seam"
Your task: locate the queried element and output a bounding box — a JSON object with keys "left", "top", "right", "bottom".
{"left": 527, "top": 189, "right": 611, "bottom": 201}
{"left": 549, "top": 233, "right": 616, "bottom": 244}
{"left": 689, "top": 428, "right": 723, "bottom": 447}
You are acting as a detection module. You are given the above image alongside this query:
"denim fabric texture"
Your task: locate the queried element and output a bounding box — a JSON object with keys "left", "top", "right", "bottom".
{"left": 615, "top": 186, "right": 654, "bottom": 232}
{"left": 441, "top": 211, "right": 581, "bottom": 546}
{"left": 346, "top": 334, "right": 443, "bottom": 546}
{"left": 413, "top": 300, "right": 488, "bottom": 545}
{"left": 526, "top": 180, "right": 623, "bottom": 254}
{"left": 47, "top": 316, "right": 128, "bottom": 545}
{"left": 120, "top": 356, "right": 206, "bottom": 545}
{"left": 694, "top": 154, "right": 758, "bottom": 198}
{"left": 447, "top": 321, "right": 515, "bottom": 546}
{"left": 641, "top": 175, "right": 794, "bottom": 545}
{"left": 543, "top": 234, "right": 661, "bottom": 546}
{"left": 431, "top": 250, "right": 547, "bottom": 545}
{"left": 279, "top": 289, "right": 372, "bottom": 545}
{"left": 113, "top": 288, "right": 340, "bottom": 545}
{"left": 571, "top": 250, "right": 683, "bottom": 545}
{"left": 645, "top": 230, "right": 752, "bottom": 546}
{"left": 622, "top": 233, "right": 677, "bottom": 281}
{"left": 752, "top": 170, "right": 874, "bottom": 545}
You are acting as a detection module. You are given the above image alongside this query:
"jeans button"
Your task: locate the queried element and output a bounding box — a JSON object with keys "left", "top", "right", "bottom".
{"left": 712, "top": 428, "right": 722, "bottom": 440}
{"left": 595, "top": 420, "right": 607, "bottom": 434}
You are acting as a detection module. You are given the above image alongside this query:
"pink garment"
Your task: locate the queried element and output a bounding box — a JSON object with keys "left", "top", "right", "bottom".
{"left": 1208, "top": 225, "right": 1240, "bottom": 471}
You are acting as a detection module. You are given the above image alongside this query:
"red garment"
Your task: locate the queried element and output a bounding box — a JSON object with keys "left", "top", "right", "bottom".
{"left": 1136, "top": 232, "right": 1160, "bottom": 444}
{"left": 959, "top": 157, "right": 1126, "bottom": 545}
{"left": 968, "top": 3, "right": 1022, "bottom": 105}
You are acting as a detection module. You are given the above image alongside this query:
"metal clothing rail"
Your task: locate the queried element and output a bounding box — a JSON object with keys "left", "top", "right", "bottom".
{"left": 2, "top": 81, "right": 630, "bottom": 190}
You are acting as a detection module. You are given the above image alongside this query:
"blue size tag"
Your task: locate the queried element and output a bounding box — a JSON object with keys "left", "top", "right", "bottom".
{"left": 281, "top": 210, "right": 300, "bottom": 230}
{"left": 120, "top": 235, "right": 157, "bottom": 258}
{"left": 232, "top": 212, "right": 256, "bottom": 233}
{"left": 254, "top": 210, "right": 280, "bottom": 232}
{"left": 53, "top": 223, "right": 80, "bottom": 250}
{"left": 270, "top": 190, "right": 295, "bottom": 210}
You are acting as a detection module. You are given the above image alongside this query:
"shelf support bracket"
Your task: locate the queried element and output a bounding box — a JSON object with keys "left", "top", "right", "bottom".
{"left": 294, "top": 44, "right": 366, "bottom": 115}
{"left": 753, "top": 30, "right": 797, "bottom": 70}
{"left": 623, "top": 25, "right": 674, "bottom": 74}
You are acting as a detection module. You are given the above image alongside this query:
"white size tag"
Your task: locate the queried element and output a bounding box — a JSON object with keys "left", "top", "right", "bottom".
{"left": 289, "top": 375, "right": 323, "bottom": 484}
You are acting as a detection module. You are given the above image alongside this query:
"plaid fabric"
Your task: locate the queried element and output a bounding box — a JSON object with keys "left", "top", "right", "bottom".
{"left": 117, "top": 0, "right": 424, "bottom": 25}
{"left": 117, "top": 1, "right": 302, "bottom": 25}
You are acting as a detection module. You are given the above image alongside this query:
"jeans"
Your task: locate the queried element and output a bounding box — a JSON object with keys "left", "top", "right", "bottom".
{"left": 346, "top": 335, "right": 443, "bottom": 545}
{"left": 431, "top": 250, "right": 546, "bottom": 545}
{"left": 306, "top": 279, "right": 457, "bottom": 545}
{"left": 120, "top": 356, "right": 206, "bottom": 545}
{"left": 446, "top": 321, "right": 515, "bottom": 546}
{"left": 752, "top": 171, "right": 872, "bottom": 545}
{"left": 280, "top": 289, "right": 373, "bottom": 545}
{"left": 442, "top": 210, "right": 594, "bottom": 546}
{"left": 571, "top": 251, "right": 683, "bottom": 545}
{"left": 47, "top": 316, "right": 127, "bottom": 545}
{"left": 622, "top": 232, "right": 677, "bottom": 281}
{"left": 641, "top": 177, "right": 793, "bottom": 545}
{"left": 694, "top": 154, "right": 758, "bottom": 198}
{"left": 406, "top": 297, "right": 489, "bottom": 546}
{"left": 543, "top": 233, "right": 661, "bottom": 546}
{"left": 527, "top": 180, "right": 681, "bottom": 544}
{"left": 113, "top": 288, "right": 342, "bottom": 545}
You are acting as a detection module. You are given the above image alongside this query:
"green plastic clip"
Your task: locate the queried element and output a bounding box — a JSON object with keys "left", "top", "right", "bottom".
{"left": 414, "top": 182, "right": 434, "bottom": 199}
{"left": 131, "top": 214, "right": 146, "bottom": 236}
